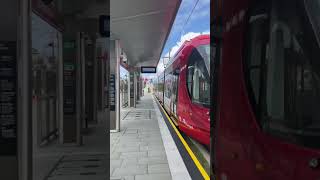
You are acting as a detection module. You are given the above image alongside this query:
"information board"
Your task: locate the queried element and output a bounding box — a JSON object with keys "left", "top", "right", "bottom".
{"left": 62, "top": 40, "right": 77, "bottom": 143}
{"left": 63, "top": 62, "right": 76, "bottom": 114}
{"left": 63, "top": 41, "right": 76, "bottom": 114}
{"left": 0, "top": 41, "right": 17, "bottom": 155}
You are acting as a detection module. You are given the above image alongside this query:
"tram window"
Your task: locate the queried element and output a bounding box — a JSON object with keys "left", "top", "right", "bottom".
{"left": 165, "top": 75, "right": 172, "bottom": 98}
{"left": 244, "top": 10, "right": 269, "bottom": 116}
{"left": 159, "top": 77, "right": 164, "bottom": 93}
{"left": 172, "top": 71, "right": 179, "bottom": 103}
{"left": 187, "top": 45, "right": 210, "bottom": 106}
{"left": 305, "top": 0, "right": 320, "bottom": 46}
{"left": 245, "top": 0, "right": 320, "bottom": 148}
{"left": 187, "top": 66, "right": 194, "bottom": 96}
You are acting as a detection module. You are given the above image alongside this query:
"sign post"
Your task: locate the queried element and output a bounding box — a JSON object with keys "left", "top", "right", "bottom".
{"left": 109, "top": 40, "right": 120, "bottom": 132}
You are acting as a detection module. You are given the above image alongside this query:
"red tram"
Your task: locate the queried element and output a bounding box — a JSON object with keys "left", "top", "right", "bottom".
{"left": 211, "top": 0, "right": 320, "bottom": 179}
{"left": 154, "top": 35, "right": 210, "bottom": 146}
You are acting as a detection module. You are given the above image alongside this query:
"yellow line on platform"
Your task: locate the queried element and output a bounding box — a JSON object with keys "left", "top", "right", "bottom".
{"left": 155, "top": 97, "right": 210, "bottom": 180}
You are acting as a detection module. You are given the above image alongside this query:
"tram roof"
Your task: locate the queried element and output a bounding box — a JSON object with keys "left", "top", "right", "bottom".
{"left": 165, "top": 34, "right": 210, "bottom": 68}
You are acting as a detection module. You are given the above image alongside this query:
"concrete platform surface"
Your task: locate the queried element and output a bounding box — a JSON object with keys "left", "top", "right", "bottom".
{"left": 111, "top": 93, "right": 190, "bottom": 180}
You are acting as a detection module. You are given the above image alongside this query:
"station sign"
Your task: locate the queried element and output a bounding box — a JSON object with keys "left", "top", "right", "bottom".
{"left": 0, "top": 41, "right": 17, "bottom": 155}
{"left": 109, "top": 74, "right": 116, "bottom": 111}
{"left": 141, "top": 66, "right": 156, "bottom": 73}
{"left": 99, "top": 15, "right": 110, "bottom": 37}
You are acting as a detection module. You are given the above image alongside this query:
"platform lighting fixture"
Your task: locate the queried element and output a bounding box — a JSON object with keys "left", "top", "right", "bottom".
{"left": 42, "top": 0, "right": 54, "bottom": 5}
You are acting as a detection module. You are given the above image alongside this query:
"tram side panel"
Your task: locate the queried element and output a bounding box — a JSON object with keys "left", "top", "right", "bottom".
{"left": 176, "top": 37, "right": 211, "bottom": 146}
{"left": 165, "top": 35, "right": 210, "bottom": 145}
{"left": 163, "top": 72, "right": 172, "bottom": 115}
{"left": 156, "top": 35, "right": 211, "bottom": 146}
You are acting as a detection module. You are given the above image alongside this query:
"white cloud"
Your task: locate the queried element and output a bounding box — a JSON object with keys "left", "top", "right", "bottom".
{"left": 157, "top": 30, "right": 210, "bottom": 74}
{"left": 157, "top": 58, "right": 165, "bottom": 73}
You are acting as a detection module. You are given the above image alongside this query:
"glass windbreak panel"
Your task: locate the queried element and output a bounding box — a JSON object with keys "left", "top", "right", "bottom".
{"left": 264, "top": 0, "right": 320, "bottom": 148}
{"left": 31, "top": 13, "right": 59, "bottom": 146}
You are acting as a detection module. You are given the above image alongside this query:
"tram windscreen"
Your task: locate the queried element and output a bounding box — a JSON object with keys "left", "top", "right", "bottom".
{"left": 245, "top": 0, "right": 320, "bottom": 148}
{"left": 266, "top": 0, "right": 320, "bottom": 148}
{"left": 187, "top": 44, "right": 210, "bottom": 107}
{"left": 197, "top": 44, "right": 210, "bottom": 74}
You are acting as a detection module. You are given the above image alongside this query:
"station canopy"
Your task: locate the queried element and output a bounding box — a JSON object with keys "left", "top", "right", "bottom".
{"left": 111, "top": 0, "right": 181, "bottom": 67}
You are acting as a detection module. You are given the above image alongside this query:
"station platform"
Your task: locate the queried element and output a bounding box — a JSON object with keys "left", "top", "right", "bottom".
{"left": 33, "top": 112, "right": 109, "bottom": 180}
{"left": 32, "top": 93, "right": 207, "bottom": 180}
{"left": 110, "top": 94, "right": 191, "bottom": 180}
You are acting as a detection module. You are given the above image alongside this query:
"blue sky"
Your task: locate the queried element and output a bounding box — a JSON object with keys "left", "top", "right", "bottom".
{"left": 122, "top": 0, "right": 210, "bottom": 80}
{"left": 161, "top": 0, "right": 210, "bottom": 58}
{"left": 144, "top": 0, "right": 210, "bottom": 79}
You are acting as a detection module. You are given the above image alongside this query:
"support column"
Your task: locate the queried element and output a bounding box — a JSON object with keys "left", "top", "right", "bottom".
{"left": 136, "top": 71, "right": 140, "bottom": 101}
{"left": 95, "top": 37, "right": 109, "bottom": 125}
{"left": 109, "top": 40, "right": 120, "bottom": 132}
{"left": 134, "top": 72, "right": 137, "bottom": 103}
{"left": 18, "top": 0, "right": 32, "bottom": 179}
{"left": 60, "top": 21, "right": 82, "bottom": 145}
{"left": 80, "top": 33, "right": 86, "bottom": 131}
{"left": 84, "top": 34, "right": 95, "bottom": 126}
{"left": 139, "top": 74, "right": 143, "bottom": 97}
{"left": 129, "top": 70, "right": 137, "bottom": 107}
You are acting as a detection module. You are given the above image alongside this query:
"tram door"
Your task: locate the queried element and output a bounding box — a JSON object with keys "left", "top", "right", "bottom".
{"left": 172, "top": 69, "right": 179, "bottom": 116}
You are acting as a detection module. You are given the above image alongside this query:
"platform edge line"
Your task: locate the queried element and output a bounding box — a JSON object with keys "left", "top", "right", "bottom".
{"left": 155, "top": 96, "right": 210, "bottom": 180}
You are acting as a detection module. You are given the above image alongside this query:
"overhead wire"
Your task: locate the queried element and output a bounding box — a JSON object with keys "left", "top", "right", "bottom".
{"left": 168, "top": 0, "right": 200, "bottom": 60}
{"left": 179, "top": 0, "right": 200, "bottom": 38}
{"left": 161, "top": 0, "right": 200, "bottom": 71}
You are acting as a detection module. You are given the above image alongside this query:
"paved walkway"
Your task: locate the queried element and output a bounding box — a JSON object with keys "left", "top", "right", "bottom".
{"left": 34, "top": 93, "right": 190, "bottom": 180}
{"left": 110, "top": 94, "right": 190, "bottom": 180}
